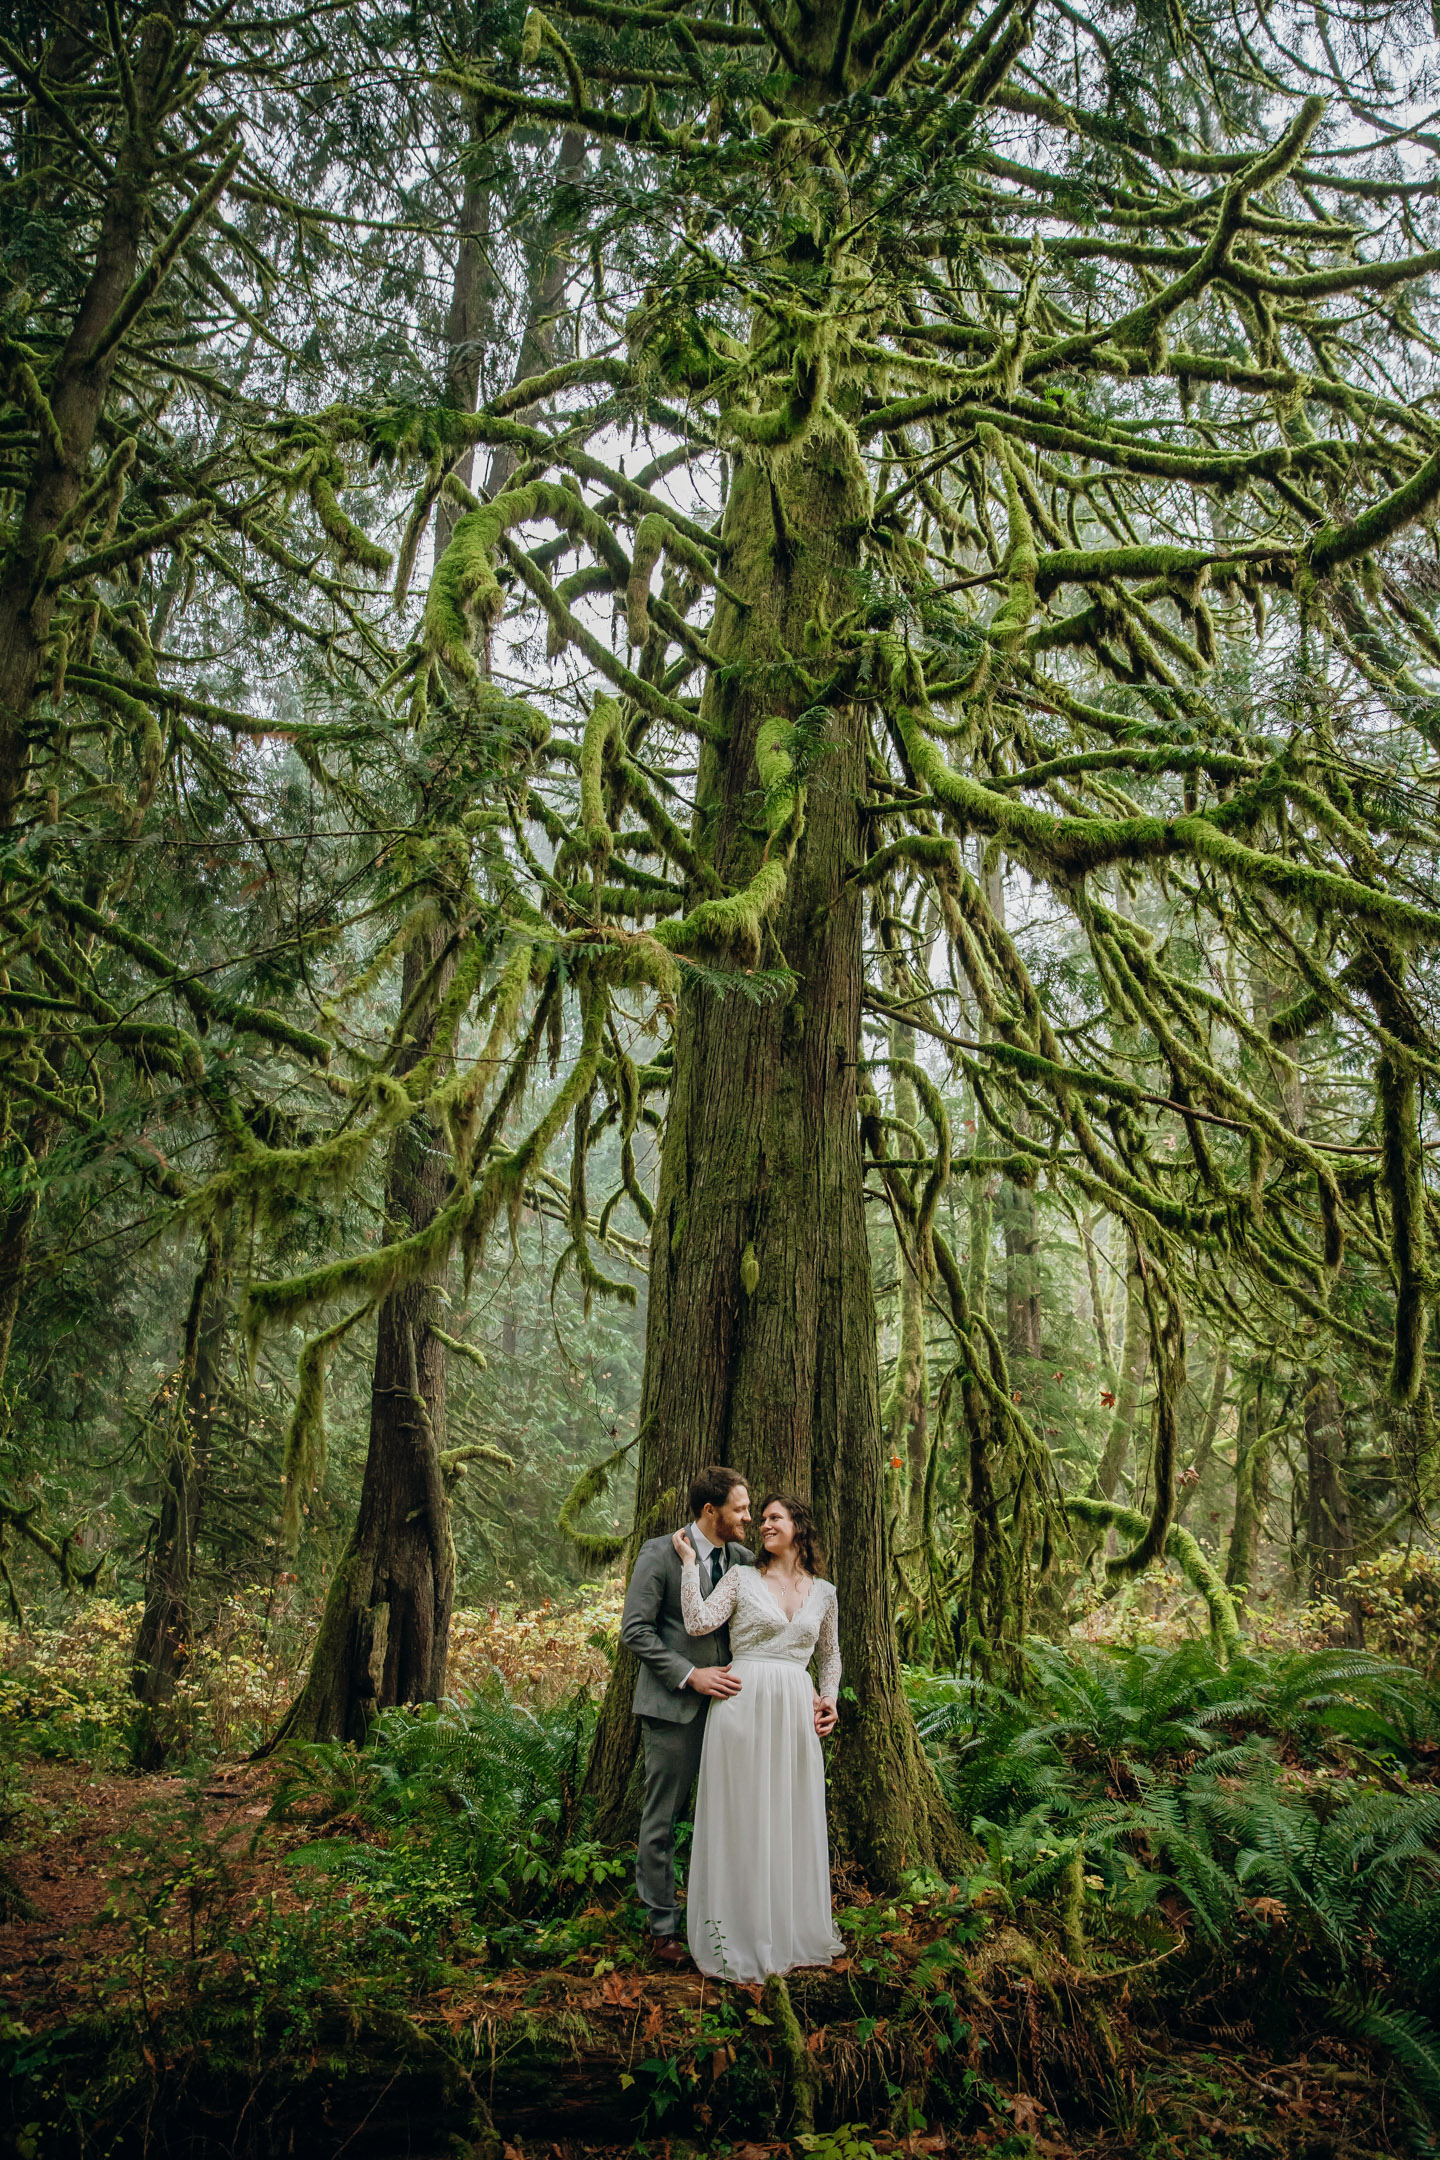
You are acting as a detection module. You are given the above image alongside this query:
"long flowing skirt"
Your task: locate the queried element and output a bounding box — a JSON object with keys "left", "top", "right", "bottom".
{"left": 685, "top": 1656, "right": 843, "bottom": 1982}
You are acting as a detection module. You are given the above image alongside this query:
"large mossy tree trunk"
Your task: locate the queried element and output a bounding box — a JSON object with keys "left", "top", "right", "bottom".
{"left": 587, "top": 405, "right": 955, "bottom": 1878}
{"left": 269, "top": 932, "right": 456, "bottom": 1746}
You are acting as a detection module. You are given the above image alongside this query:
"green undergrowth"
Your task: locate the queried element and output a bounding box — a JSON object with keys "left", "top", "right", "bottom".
{"left": 911, "top": 1639, "right": 1440, "bottom": 2147}
{"left": 3, "top": 1647, "right": 1440, "bottom": 2156}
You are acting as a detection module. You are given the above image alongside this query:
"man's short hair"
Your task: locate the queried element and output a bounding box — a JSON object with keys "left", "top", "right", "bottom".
{"left": 689, "top": 1464, "right": 747, "bottom": 1518}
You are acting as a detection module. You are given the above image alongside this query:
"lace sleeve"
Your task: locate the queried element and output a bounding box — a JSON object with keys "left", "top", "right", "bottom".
{"left": 680, "top": 1561, "right": 741, "bottom": 1636}
{"left": 815, "top": 1584, "right": 842, "bottom": 1701}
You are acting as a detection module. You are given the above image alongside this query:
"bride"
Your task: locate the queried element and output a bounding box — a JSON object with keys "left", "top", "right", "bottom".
{"left": 673, "top": 1492, "right": 843, "bottom": 1982}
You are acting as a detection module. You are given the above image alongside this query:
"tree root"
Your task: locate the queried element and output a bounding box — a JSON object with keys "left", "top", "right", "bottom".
{"left": 763, "top": 1971, "right": 818, "bottom": 2134}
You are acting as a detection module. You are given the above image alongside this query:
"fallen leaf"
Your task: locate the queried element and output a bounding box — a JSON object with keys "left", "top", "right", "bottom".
{"left": 1011, "top": 2094, "right": 1047, "bottom": 2133}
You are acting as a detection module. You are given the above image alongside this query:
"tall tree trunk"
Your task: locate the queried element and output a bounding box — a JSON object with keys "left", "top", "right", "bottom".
{"left": 884, "top": 1015, "right": 929, "bottom": 1551}
{"left": 1304, "top": 1369, "right": 1356, "bottom": 1605}
{"left": 0, "top": 15, "right": 197, "bottom": 1396}
{"left": 132, "top": 1245, "right": 229, "bottom": 1763}
{"left": 1226, "top": 1380, "right": 1272, "bottom": 1592}
{"left": 1176, "top": 1335, "right": 1229, "bottom": 1524}
{"left": 980, "top": 860, "right": 1042, "bottom": 1363}
{"left": 0, "top": 1108, "right": 58, "bottom": 1399}
{"left": 483, "top": 128, "right": 587, "bottom": 500}
{"left": 269, "top": 109, "right": 593, "bottom": 1750}
{"left": 1079, "top": 1210, "right": 1114, "bottom": 1380}
{"left": 1002, "top": 1183, "right": 1043, "bottom": 1361}
{"left": 437, "top": 123, "right": 494, "bottom": 556}
{"left": 266, "top": 120, "right": 503, "bottom": 1744}
{"left": 270, "top": 932, "right": 457, "bottom": 1745}
{"left": 1092, "top": 1232, "right": 1148, "bottom": 1501}
{"left": 587, "top": 400, "right": 955, "bottom": 1880}
{"left": 0, "top": 10, "right": 194, "bottom": 827}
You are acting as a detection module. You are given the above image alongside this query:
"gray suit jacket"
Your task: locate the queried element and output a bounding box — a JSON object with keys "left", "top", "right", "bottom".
{"left": 622, "top": 1532, "right": 754, "bottom": 1724}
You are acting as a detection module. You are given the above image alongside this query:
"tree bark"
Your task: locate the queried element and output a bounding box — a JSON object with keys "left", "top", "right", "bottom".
{"left": 483, "top": 128, "right": 587, "bottom": 500}
{"left": 1002, "top": 1183, "right": 1043, "bottom": 1361}
{"left": 268, "top": 931, "right": 457, "bottom": 1745}
{"left": 0, "top": 11, "right": 183, "bottom": 827}
{"left": 1175, "top": 1335, "right": 1229, "bottom": 1525}
{"left": 266, "top": 121, "right": 499, "bottom": 1742}
{"left": 586, "top": 401, "right": 955, "bottom": 1880}
{"left": 1226, "top": 1380, "right": 1272, "bottom": 1592}
{"left": 132, "top": 1245, "right": 229, "bottom": 1764}
{"left": 0, "top": 1109, "right": 58, "bottom": 1398}
{"left": 1092, "top": 1232, "right": 1148, "bottom": 1502}
{"left": 884, "top": 1015, "right": 929, "bottom": 1552}
{"left": 1304, "top": 1368, "right": 1356, "bottom": 1611}
{"left": 1079, "top": 1211, "right": 1114, "bottom": 1380}
{"left": 436, "top": 130, "right": 494, "bottom": 558}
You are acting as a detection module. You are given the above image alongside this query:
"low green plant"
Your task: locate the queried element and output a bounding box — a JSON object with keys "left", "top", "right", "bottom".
{"left": 796, "top": 2127, "right": 886, "bottom": 2160}
{"left": 910, "top": 1638, "right": 1440, "bottom": 2142}
{"left": 268, "top": 1679, "right": 622, "bottom": 1952}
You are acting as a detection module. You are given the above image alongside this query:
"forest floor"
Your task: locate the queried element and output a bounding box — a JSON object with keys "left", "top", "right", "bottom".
{"left": 0, "top": 1593, "right": 1423, "bottom": 2160}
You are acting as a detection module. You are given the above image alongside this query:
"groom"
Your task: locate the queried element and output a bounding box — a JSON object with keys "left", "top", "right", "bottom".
{"left": 620, "top": 1464, "right": 752, "bottom": 1965}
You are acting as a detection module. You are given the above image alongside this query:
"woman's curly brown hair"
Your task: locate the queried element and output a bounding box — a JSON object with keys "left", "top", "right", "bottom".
{"left": 755, "top": 1492, "right": 826, "bottom": 1579}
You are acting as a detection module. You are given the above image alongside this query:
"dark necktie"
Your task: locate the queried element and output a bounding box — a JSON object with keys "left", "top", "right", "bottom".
{"left": 709, "top": 1547, "right": 724, "bottom": 1592}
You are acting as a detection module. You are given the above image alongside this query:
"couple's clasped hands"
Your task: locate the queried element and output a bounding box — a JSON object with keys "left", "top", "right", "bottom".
{"left": 671, "top": 1528, "right": 838, "bottom": 1736}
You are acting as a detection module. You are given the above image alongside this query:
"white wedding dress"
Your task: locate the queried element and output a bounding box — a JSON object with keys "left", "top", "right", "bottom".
{"left": 680, "top": 1561, "right": 844, "bottom": 1982}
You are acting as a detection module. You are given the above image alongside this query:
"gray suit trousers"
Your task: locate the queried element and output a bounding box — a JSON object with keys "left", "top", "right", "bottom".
{"left": 636, "top": 1709, "right": 707, "bottom": 1937}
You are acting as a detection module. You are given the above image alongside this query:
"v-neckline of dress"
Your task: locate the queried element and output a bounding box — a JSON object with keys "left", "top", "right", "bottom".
{"left": 754, "top": 1570, "right": 815, "bottom": 1625}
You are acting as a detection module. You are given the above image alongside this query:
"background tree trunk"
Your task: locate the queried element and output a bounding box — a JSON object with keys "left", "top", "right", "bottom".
{"left": 1003, "top": 1184, "right": 1043, "bottom": 1361}
{"left": 1176, "top": 1336, "right": 1230, "bottom": 1523}
{"left": 1305, "top": 1368, "right": 1358, "bottom": 1632}
{"left": 483, "top": 128, "right": 587, "bottom": 500}
{"left": 884, "top": 1012, "right": 930, "bottom": 1553}
{"left": 268, "top": 933, "right": 456, "bottom": 1745}
{"left": 132, "top": 1247, "right": 229, "bottom": 1764}
{"left": 0, "top": 1109, "right": 57, "bottom": 1399}
{"left": 1092, "top": 1232, "right": 1148, "bottom": 1502}
{"left": 1226, "top": 1379, "right": 1273, "bottom": 1592}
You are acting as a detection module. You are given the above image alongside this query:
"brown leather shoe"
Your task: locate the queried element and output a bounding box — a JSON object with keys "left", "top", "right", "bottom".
{"left": 649, "top": 1935, "right": 690, "bottom": 1967}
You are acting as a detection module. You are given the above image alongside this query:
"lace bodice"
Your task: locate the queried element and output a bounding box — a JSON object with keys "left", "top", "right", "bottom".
{"left": 681, "top": 1563, "right": 842, "bottom": 1701}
